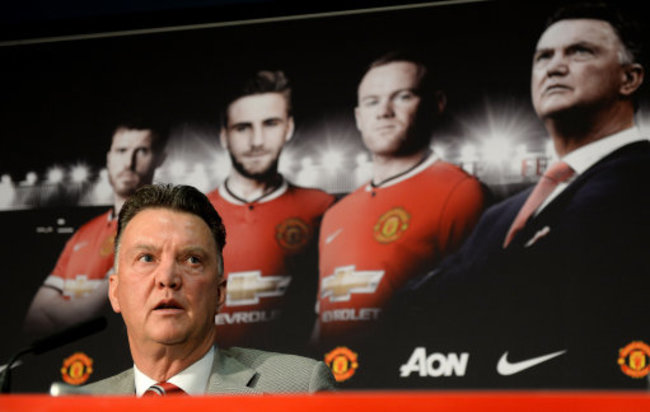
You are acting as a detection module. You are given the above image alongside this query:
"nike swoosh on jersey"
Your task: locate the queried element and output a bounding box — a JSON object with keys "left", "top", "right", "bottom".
{"left": 324, "top": 228, "right": 343, "bottom": 244}
{"left": 496, "top": 350, "right": 567, "bottom": 376}
{"left": 73, "top": 241, "right": 89, "bottom": 252}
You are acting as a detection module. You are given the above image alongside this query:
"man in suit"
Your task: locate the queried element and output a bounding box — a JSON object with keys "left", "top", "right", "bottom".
{"left": 85, "top": 184, "right": 335, "bottom": 394}
{"left": 393, "top": 2, "right": 650, "bottom": 389}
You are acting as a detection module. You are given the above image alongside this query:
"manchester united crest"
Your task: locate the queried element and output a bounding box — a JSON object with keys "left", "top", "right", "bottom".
{"left": 324, "top": 346, "right": 359, "bottom": 382}
{"left": 374, "top": 207, "right": 410, "bottom": 243}
{"left": 60, "top": 352, "right": 94, "bottom": 385}
{"left": 276, "top": 218, "right": 311, "bottom": 251}
{"left": 618, "top": 341, "right": 650, "bottom": 378}
{"left": 100, "top": 234, "right": 115, "bottom": 257}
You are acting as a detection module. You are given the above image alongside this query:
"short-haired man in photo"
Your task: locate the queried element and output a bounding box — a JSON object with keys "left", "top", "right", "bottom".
{"left": 316, "top": 52, "right": 487, "bottom": 348}
{"left": 207, "top": 71, "right": 335, "bottom": 352}
{"left": 401, "top": 2, "right": 650, "bottom": 388}
{"left": 24, "top": 120, "right": 167, "bottom": 337}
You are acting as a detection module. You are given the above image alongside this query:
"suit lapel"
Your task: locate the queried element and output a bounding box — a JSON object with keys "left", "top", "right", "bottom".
{"left": 511, "top": 141, "right": 649, "bottom": 248}
{"left": 206, "top": 347, "right": 262, "bottom": 394}
{"left": 114, "top": 369, "right": 137, "bottom": 394}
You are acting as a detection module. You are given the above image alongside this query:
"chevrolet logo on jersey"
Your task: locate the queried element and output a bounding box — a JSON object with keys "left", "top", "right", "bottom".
{"left": 321, "top": 265, "right": 384, "bottom": 302}
{"left": 63, "top": 275, "right": 103, "bottom": 299}
{"left": 226, "top": 271, "right": 291, "bottom": 307}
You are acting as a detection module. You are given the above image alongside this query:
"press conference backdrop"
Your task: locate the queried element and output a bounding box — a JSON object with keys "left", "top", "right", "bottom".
{"left": 1, "top": 0, "right": 649, "bottom": 392}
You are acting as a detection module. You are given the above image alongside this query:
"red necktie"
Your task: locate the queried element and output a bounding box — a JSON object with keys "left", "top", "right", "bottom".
{"left": 143, "top": 381, "right": 186, "bottom": 396}
{"left": 503, "top": 161, "right": 574, "bottom": 248}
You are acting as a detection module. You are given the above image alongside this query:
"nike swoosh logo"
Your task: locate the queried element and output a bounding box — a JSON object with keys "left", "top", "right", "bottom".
{"left": 324, "top": 228, "right": 343, "bottom": 244}
{"left": 497, "top": 350, "right": 566, "bottom": 376}
{"left": 73, "top": 241, "right": 89, "bottom": 252}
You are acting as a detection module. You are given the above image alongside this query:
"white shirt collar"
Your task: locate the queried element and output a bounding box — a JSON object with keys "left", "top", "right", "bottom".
{"left": 133, "top": 346, "right": 215, "bottom": 396}
{"left": 219, "top": 177, "right": 289, "bottom": 205}
{"left": 561, "top": 126, "right": 646, "bottom": 175}
{"left": 535, "top": 126, "right": 646, "bottom": 215}
{"left": 364, "top": 151, "right": 440, "bottom": 191}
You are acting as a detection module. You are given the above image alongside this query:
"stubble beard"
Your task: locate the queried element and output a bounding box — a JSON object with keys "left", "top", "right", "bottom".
{"left": 229, "top": 152, "right": 280, "bottom": 183}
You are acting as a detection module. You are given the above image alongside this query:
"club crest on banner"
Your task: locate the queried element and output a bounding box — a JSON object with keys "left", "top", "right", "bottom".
{"left": 374, "top": 207, "right": 410, "bottom": 243}
{"left": 60, "top": 352, "right": 94, "bottom": 385}
{"left": 276, "top": 218, "right": 311, "bottom": 251}
{"left": 325, "top": 346, "right": 359, "bottom": 382}
{"left": 100, "top": 234, "right": 115, "bottom": 257}
{"left": 618, "top": 341, "right": 650, "bottom": 378}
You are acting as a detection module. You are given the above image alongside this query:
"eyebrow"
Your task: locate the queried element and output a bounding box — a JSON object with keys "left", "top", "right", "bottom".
{"left": 228, "top": 121, "right": 252, "bottom": 129}
{"left": 535, "top": 40, "right": 599, "bottom": 54}
{"left": 359, "top": 88, "right": 416, "bottom": 101}
{"left": 128, "top": 244, "right": 213, "bottom": 259}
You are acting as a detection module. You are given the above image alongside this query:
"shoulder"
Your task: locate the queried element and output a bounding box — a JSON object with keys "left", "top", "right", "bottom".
{"left": 286, "top": 183, "right": 336, "bottom": 207}
{"left": 206, "top": 186, "right": 222, "bottom": 203}
{"left": 223, "top": 347, "right": 336, "bottom": 392}
{"left": 427, "top": 160, "right": 482, "bottom": 188}
{"left": 77, "top": 210, "right": 113, "bottom": 231}
{"left": 83, "top": 368, "right": 134, "bottom": 395}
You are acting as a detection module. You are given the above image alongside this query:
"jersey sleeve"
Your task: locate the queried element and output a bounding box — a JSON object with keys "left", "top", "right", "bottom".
{"left": 436, "top": 176, "right": 486, "bottom": 257}
{"left": 43, "top": 231, "right": 80, "bottom": 293}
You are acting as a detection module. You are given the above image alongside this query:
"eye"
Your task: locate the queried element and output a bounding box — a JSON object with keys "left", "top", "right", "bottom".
{"left": 187, "top": 255, "right": 201, "bottom": 265}
{"left": 394, "top": 91, "right": 416, "bottom": 103}
{"left": 534, "top": 50, "right": 553, "bottom": 64}
{"left": 232, "top": 124, "right": 251, "bottom": 133}
{"left": 263, "top": 118, "right": 282, "bottom": 127}
{"left": 571, "top": 46, "right": 594, "bottom": 58}
{"left": 361, "top": 97, "right": 379, "bottom": 107}
{"left": 138, "top": 253, "right": 154, "bottom": 263}
{"left": 135, "top": 147, "right": 151, "bottom": 157}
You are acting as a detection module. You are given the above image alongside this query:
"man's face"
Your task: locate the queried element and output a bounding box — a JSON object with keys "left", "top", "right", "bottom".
{"left": 107, "top": 128, "right": 159, "bottom": 198}
{"left": 355, "top": 61, "right": 424, "bottom": 157}
{"left": 532, "top": 19, "right": 628, "bottom": 119}
{"left": 221, "top": 92, "right": 293, "bottom": 180}
{"left": 109, "top": 208, "right": 225, "bottom": 349}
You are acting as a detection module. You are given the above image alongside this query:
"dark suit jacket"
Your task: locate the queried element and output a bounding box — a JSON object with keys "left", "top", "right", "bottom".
{"left": 84, "top": 346, "right": 336, "bottom": 394}
{"left": 392, "top": 140, "right": 650, "bottom": 389}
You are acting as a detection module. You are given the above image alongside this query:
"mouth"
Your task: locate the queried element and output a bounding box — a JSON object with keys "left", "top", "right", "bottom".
{"left": 117, "top": 171, "right": 138, "bottom": 181}
{"left": 374, "top": 124, "right": 397, "bottom": 131}
{"left": 543, "top": 84, "right": 571, "bottom": 95}
{"left": 153, "top": 299, "right": 184, "bottom": 313}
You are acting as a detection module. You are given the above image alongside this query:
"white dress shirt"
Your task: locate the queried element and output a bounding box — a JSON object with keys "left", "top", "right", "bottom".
{"left": 536, "top": 126, "right": 647, "bottom": 215}
{"left": 133, "top": 346, "right": 215, "bottom": 396}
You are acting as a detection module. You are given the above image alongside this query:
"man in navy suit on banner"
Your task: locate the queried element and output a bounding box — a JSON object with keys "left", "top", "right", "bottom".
{"left": 395, "top": 2, "right": 650, "bottom": 389}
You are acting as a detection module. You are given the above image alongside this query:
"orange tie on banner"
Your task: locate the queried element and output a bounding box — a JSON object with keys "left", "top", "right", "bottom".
{"left": 503, "top": 161, "right": 574, "bottom": 248}
{"left": 143, "top": 381, "right": 187, "bottom": 396}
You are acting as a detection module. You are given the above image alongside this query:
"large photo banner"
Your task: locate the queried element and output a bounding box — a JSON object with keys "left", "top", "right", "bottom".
{"left": 1, "top": 0, "right": 649, "bottom": 392}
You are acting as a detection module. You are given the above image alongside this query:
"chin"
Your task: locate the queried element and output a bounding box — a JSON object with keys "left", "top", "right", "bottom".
{"left": 150, "top": 328, "right": 189, "bottom": 345}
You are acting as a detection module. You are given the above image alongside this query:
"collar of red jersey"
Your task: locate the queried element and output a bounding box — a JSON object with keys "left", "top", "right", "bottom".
{"left": 365, "top": 151, "right": 440, "bottom": 191}
{"left": 219, "top": 177, "right": 289, "bottom": 205}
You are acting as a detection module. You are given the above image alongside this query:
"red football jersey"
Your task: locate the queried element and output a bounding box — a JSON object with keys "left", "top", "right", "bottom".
{"left": 44, "top": 210, "right": 117, "bottom": 300}
{"left": 208, "top": 179, "right": 335, "bottom": 349}
{"left": 317, "top": 155, "right": 485, "bottom": 343}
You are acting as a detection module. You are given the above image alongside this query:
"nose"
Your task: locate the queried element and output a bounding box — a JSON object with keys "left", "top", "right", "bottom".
{"left": 376, "top": 98, "right": 394, "bottom": 119}
{"left": 250, "top": 125, "right": 264, "bottom": 148}
{"left": 126, "top": 149, "right": 137, "bottom": 171}
{"left": 155, "top": 258, "right": 182, "bottom": 290}
{"left": 546, "top": 54, "right": 569, "bottom": 77}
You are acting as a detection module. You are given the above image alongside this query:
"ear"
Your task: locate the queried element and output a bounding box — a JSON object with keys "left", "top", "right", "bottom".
{"left": 285, "top": 116, "right": 295, "bottom": 142}
{"left": 219, "top": 128, "right": 228, "bottom": 149}
{"left": 354, "top": 106, "right": 362, "bottom": 131}
{"left": 108, "top": 274, "right": 121, "bottom": 314}
{"left": 154, "top": 151, "right": 167, "bottom": 168}
{"left": 215, "top": 278, "right": 227, "bottom": 313}
{"left": 433, "top": 90, "right": 447, "bottom": 115}
{"left": 620, "top": 63, "right": 644, "bottom": 96}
